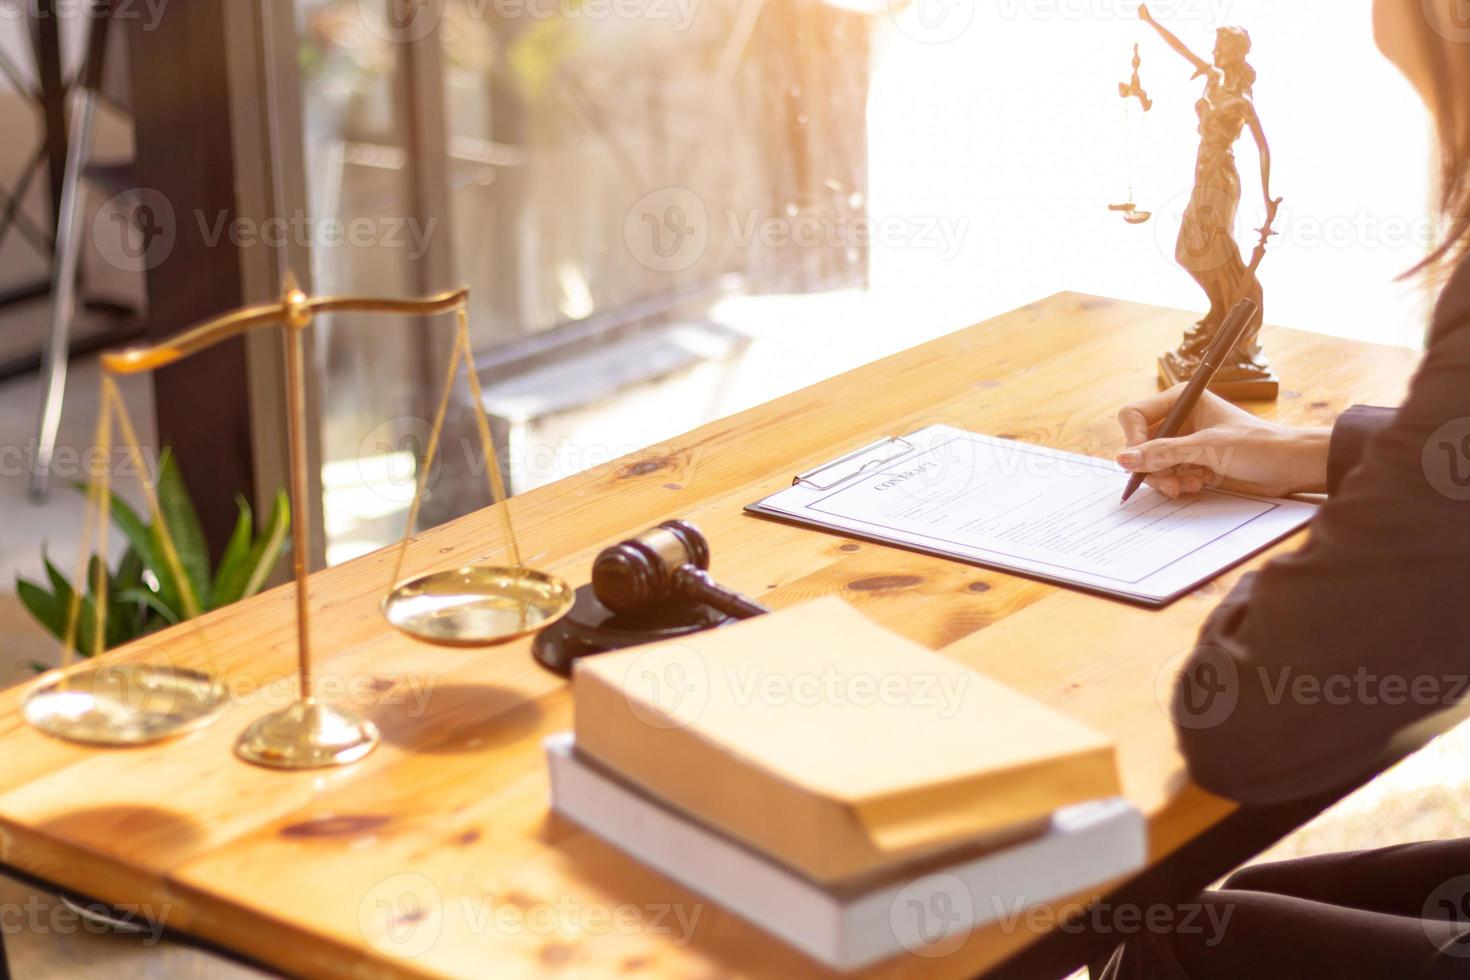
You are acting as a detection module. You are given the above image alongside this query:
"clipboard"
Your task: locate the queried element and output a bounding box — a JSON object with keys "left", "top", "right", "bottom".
{"left": 745, "top": 424, "right": 1319, "bottom": 608}
{"left": 790, "top": 435, "right": 919, "bottom": 491}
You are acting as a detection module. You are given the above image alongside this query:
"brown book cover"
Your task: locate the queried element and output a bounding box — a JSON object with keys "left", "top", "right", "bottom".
{"left": 573, "top": 597, "right": 1120, "bottom": 884}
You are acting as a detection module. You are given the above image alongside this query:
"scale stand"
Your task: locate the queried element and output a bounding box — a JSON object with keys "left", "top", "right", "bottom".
{"left": 24, "top": 276, "right": 572, "bottom": 769}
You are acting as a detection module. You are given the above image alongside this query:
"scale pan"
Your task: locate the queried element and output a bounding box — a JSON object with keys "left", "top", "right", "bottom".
{"left": 383, "top": 566, "right": 574, "bottom": 646}
{"left": 1124, "top": 210, "right": 1152, "bottom": 225}
{"left": 24, "top": 664, "right": 226, "bottom": 746}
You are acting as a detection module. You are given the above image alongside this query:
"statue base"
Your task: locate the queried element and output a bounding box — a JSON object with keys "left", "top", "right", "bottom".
{"left": 1158, "top": 351, "right": 1279, "bottom": 402}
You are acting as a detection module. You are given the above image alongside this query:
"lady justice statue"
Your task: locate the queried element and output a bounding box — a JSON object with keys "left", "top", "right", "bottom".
{"left": 1140, "top": 3, "right": 1282, "bottom": 400}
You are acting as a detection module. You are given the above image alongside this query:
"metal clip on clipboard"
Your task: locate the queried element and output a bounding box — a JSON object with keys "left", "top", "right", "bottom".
{"left": 791, "top": 436, "right": 919, "bottom": 492}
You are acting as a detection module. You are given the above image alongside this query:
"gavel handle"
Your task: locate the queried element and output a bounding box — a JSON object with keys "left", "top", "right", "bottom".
{"left": 670, "top": 565, "right": 770, "bottom": 620}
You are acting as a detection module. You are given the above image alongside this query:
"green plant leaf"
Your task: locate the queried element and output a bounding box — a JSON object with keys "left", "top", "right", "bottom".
{"left": 50, "top": 450, "right": 282, "bottom": 644}
{"left": 115, "top": 546, "right": 144, "bottom": 593}
{"left": 42, "top": 554, "right": 90, "bottom": 654}
{"left": 43, "top": 553, "right": 72, "bottom": 601}
{"left": 22, "top": 553, "right": 146, "bottom": 654}
{"left": 109, "top": 547, "right": 146, "bottom": 638}
{"left": 109, "top": 588, "right": 143, "bottom": 643}
{"left": 87, "top": 486, "right": 184, "bottom": 622}
{"left": 154, "top": 451, "right": 210, "bottom": 612}
{"left": 16, "top": 577, "right": 63, "bottom": 641}
{"left": 82, "top": 554, "right": 124, "bottom": 651}
{"left": 116, "top": 587, "right": 181, "bottom": 627}
{"left": 210, "top": 495, "right": 256, "bottom": 610}
{"left": 86, "top": 555, "right": 108, "bottom": 600}
{"left": 41, "top": 554, "right": 96, "bottom": 658}
{"left": 236, "top": 490, "right": 290, "bottom": 604}
{"left": 79, "top": 556, "right": 110, "bottom": 656}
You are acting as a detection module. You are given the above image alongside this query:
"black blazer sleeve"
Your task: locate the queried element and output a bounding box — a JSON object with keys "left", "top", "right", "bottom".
{"left": 1327, "top": 406, "right": 1395, "bottom": 495}
{"left": 1173, "top": 266, "right": 1470, "bottom": 806}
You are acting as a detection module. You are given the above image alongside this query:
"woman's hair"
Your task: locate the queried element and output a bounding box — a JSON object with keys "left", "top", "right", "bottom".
{"left": 1406, "top": 8, "right": 1470, "bottom": 277}
{"left": 1215, "top": 27, "right": 1257, "bottom": 95}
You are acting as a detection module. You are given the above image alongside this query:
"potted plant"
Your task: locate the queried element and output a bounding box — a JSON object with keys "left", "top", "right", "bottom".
{"left": 17, "top": 451, "right": 290, "bottom": 660}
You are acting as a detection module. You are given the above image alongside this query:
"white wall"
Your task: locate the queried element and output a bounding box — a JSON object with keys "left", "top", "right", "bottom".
{"left": 867, "top": 0, "right": 1436, "bottom": 350}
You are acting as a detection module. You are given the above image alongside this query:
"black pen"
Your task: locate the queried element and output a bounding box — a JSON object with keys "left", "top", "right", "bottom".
{"left": 1121, "top": 297, "right": 1260, "bottom": 504}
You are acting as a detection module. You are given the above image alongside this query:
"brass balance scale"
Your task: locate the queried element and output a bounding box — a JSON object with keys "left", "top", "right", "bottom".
{"left": 1109, "top": 43, "right": 1154, "bottom": 226}
{"left": 21, "top": 278, "right": 573, "bottom": 769}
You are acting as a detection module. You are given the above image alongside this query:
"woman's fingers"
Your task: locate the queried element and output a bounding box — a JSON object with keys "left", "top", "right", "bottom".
{"left": 1117, "top": 384, "right": 1191, "bottom": 447}
{"left": 1117, "top": 406, "right": 1153, "bottom": 447}
{"left": 1142, "top": 467, "right": 1214, "bottom": 499}
{"left": 1116, "top": 432, "right": 1220, "bottom": 474}
{"left": 1144, "top": 473, "right": 1182, "bottom": 497}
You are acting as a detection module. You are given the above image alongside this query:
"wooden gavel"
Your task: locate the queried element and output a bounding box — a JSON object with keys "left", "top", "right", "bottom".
{"left": 592, "top": 520, "right": 770, "bottom": 620}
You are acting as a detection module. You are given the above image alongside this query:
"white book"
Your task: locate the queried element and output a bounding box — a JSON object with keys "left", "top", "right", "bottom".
{"left": 546, "top": 733, "right": 1146, "bottom": 971}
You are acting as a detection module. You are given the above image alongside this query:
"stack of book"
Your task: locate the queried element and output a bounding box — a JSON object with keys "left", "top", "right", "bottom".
{"left": 547, "top": 597, "right": 1144, "bottom": 970}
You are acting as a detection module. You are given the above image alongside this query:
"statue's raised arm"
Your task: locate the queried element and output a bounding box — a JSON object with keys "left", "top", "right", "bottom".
{"left": 1139, "top": 3, "right": 1212, "bottom": 78}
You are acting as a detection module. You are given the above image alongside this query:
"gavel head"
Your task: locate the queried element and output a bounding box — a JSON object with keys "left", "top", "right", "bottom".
{"left": 592, "top": 520, "right": 711, "bottom": 613}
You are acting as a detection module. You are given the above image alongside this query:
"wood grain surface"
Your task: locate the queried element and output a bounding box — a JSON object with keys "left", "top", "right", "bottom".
{"left": 0, "top": 294, "right": 1420, "bottom": 979}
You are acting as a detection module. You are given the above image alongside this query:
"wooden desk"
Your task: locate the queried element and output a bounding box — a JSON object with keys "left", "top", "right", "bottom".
{"left": 0, "top": 294, "right": 1420, "bottom": 978}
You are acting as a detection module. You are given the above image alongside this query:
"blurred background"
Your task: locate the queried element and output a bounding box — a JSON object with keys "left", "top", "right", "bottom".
{"left": 302, "top": 0, "right": 1437, "bottom": 564}
{"left": 298, "top": 0, "right": 1434, "bottom": 564}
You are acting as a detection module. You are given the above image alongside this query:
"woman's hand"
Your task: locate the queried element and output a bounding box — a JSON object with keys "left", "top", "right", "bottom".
{"left": 1116, "top": 385, "right": 1331, "bottom": 498}
{"left": 1137, "top": 2, "right": 1152, "bottom": 22}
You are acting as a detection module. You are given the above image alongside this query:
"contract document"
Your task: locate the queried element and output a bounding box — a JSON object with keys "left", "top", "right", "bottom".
{"left": 747, "top": 424, "right": 1319, "bottom": 606}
